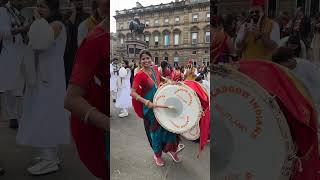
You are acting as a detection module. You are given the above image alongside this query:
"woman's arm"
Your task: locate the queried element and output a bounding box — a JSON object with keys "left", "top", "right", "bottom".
{"left": 131, "top": 88, "right": 153, "bottom": 109}
{"left": 64, "top": 84, "right": 109, "bottom": 131}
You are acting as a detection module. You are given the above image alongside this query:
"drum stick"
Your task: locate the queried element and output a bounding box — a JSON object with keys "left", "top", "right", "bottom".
{"left": 155, "top": 105, "right": 174, "bottom": 109}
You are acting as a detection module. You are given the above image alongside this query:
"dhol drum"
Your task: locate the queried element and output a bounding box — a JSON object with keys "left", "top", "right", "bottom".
{"left": 181, "top": 81, "right": 210, "bottom": 140}
{"left": 212, "top": 65, "right": 295, "bottom": 180}
{"left": 153, "top": 82, "right": 202, "bottom": 134}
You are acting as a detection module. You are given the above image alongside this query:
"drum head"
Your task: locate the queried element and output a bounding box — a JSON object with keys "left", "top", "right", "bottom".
{"left": 181, "top": 123, "right": 200, "bottom": 140}
{"left": 212, "top": 66, "right": 294, "bottom": 180}
{"left": 153, "top": 83, "right": 202, "bottom": 134}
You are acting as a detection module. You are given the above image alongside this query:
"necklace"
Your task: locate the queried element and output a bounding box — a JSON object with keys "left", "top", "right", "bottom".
{"left": 142, "top": 67, "right": 158, "bottom": 88}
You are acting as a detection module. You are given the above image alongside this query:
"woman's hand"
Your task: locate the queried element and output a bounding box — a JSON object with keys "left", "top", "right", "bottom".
{"left": 145, "top": 100, "right": 155, "bottom": 109}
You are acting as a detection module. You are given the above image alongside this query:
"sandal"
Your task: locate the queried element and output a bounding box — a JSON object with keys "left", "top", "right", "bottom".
{"left": 177, "top": 143, "right": 185, "bottom": 153}
{"left": 168, "top": 152, "right": 182, "bottom": 163}
{"left": 153, "top": 155, "right": 165, "bottom": 167}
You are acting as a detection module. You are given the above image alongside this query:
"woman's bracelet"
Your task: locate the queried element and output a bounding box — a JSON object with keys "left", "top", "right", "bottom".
{"left": 83, "top": 107, "right": 96, "bottom": 123}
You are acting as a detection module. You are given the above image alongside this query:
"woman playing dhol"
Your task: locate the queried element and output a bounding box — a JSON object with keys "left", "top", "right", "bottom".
{"left": 130, "top": 49, "right": 181, "bottom": 166}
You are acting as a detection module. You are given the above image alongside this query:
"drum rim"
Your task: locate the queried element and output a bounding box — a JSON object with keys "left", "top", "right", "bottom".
{"left": 153, "top": 82, "right": 203, "bottom": 134}
{"left": 213, "top": 65, "right": 295, "bottom": 178}
{"left": 181, "top": 81, "right": 209, "bottom": 140}
{"left": 181, "top": 123, "right": 200, "bottom": 140}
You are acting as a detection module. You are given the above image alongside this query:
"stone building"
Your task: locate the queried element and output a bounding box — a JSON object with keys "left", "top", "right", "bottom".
{"left": 110, "top": 32, "right": 118, "bottom": 60}
{"left": 216, "top": 0, "right": 320, "bottom": 17}
{"left": 114, "top": 0, "right": 210, "bottom": 67}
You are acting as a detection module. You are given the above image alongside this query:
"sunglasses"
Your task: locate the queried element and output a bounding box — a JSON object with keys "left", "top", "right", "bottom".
{"left": 250, "top": 10, "right": 260, "bottom": 15}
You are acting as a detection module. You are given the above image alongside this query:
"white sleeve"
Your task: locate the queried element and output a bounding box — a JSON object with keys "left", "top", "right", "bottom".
{"left": 278, "top": 37, "right": 288, "bottom": 47}
{"left": 0, "top": 8, "right": 12, "bottom": 40}
{"left": 300, "top": 41, "right": 307, "bottom": 59}
{"left": 77, "top": 21, "right": 88, "bottom": 47}
{"left": 270, "top": 22, "right": 280, "bottom": 44}
{"left": 194, "top": 68, "right": 198, "bottom": 75}
{"left": 235, "top": 25, "right": 246, "bottom": 49}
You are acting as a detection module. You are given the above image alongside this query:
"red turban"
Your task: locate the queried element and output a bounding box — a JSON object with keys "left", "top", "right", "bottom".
{"left": 250, "top": 0, "right": 265, "bottom": 7}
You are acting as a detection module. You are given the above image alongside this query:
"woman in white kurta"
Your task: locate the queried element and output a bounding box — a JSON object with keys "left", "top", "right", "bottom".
{"left": 115, "top": 60, "right": 132, "bottom": 117}
{"left": 0, "top": 2, "right": 26, "bottom": 128}
{"left": 110, "top": 62, "right": 118, "bottom": 102}
{"left": 16, "top": 0, "right": 70, "bottom": 175}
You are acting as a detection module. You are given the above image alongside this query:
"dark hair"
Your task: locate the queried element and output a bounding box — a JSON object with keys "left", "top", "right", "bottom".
{"left": 91, "top": 0, "right": 98, "bottom": 11}
{"left": 160, "top": 60, "right": 168, "bottom": 70}
{"left": 123, "top": 60, "right": 129, "bottom": 68}
{"left": 272, "top": 47, "right": 294, "bottom": 63}
{"left": 45, "top": 0, "right": 62, "bottom": 23}
{"left": 139, "top": 49, "right": 152, "bottom": 60}
{"left": 211, "top": 15, "right": 224, "bottom": 28}
{"left": 223, "top": 14, "right": 236, "bottom": 37}
{"left": 287, "top": 35, "right": 301, "bottom": 57}
{"left": 195, "top": 73, "right": 204, "bottom": 82}
{"left": 175, "top": 66, "right": 181, "bottom": 70}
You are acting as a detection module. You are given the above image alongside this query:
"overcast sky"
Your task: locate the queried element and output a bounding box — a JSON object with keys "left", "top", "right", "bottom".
{"left": 110, "top": 0, "right": 174, "bottom": 32}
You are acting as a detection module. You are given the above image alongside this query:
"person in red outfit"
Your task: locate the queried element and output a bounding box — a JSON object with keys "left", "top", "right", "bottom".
{"left": 64, "top": 18, "right": 109, "bottom": 180}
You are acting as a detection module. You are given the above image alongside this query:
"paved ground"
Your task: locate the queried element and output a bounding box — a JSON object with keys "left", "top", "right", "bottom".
{"left": 110, "top": 102, "right": 210, "bottom": 180}
{"left": 0, "top": 106, "right": 98, "bottom": 180}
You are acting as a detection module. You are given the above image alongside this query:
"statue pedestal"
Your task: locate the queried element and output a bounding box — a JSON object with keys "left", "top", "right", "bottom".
{"left": 125, "top": 39, "right": 147, "bottom": 63}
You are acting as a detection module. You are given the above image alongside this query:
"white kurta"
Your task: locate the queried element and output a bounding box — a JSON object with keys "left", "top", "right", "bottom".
{"left": 77, "top": 20, "right": 88, "bottom": 47}
{"left": 291, "top": 58, "right": 320, "bottom": 125}
{"left": 278, "top": 36, "right": 307, "bottom": 59}
{"left": 115, "top": 68, "right": 132, "bottom": 109}
{"left": 0, "top": 7, "right": 25, "bottom": 95}
{"left": 110, "top": 64, "right": 118, "bottom": 92}
{"left": 16, "top": 22, "right": 71, "bottom": 147}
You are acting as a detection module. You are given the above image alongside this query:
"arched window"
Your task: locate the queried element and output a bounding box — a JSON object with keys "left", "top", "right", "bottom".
{"left": 190, "top": 26, "right": 200, "bottom": 45}
{"left": 203, "top": 25, "right": 210, "bottom": 44}
{"left": 173, "top": 28, "right": 182, "bottom": 46}
{"left": 163, "top": 29, "right": 170, "bottom": 48}
{"left": 153, "top": 31, "right": 161, "bottom": 48}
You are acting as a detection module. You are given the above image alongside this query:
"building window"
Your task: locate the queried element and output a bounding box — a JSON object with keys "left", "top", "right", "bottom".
{"left": 192, "top": 14, "right": 198, "bottom": 22}
{"left": 175, "top": 16, "right": 180, "bottom": 24}
{"left": 173, "top": 57, "right": 179, "bottom": 67}
{"left": 192, "top": 32, "right": 198, "bottom": 44}
{"left": 203, "top": 58, "right": 209, "bottom": 66}
{"left": 120, "top": 38, "right": 124, "bottom": 45}
{"left": 164, "top": 56, "right": 169, "bottom": 61}
{"left": 192, "top": 50, "right": 197, "bottom": 55}
{"left": 119, "top": 23, "right": 123, "bottom": 30}
{"left": 154, "top": 35, "right": 159, "bottom": 47}
{"left": 145, "top": 36, "right": 150, "bottom": 44}
{"left": 155, "top": 57, "right": 159, "bottom": 65}
{"left": 205, "top": 50, "right": 208, "bottom": 54}
{"left": 206, "top": 13, "right": 210, "bottom": 21}
{"left": 164, "top": 34, "right": 169, "bottom": 47}
{"left": 164, "top": 18, "right": 169, "bottom": 25}
{"left": 205, "top": 31, "right": 210, "bottom": 43}
{"left": 154, "top": 19, "right": 159, "bottom": 26}
{"left": 174, "top": 34, "right": 180, "bottom": 46}
{"left": 145, "top": 20, "right": 150, "bottom": 27}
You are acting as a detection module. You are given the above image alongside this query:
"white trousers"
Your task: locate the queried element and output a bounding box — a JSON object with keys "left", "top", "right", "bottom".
{"left": 0, "top": 92, "right": 22, "bottom": 120}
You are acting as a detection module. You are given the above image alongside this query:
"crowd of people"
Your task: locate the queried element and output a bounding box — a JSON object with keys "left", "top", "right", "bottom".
{"left": 212, "top": 3, "right": 320, "bottom": 65}
{"left": 212, "top": 0, "right": 320, "bottom": 179}
{"left": 110, "top": 58, "right": 210, "bottom": 118}
{"left": 0, "top": 0, "right": 109, "bottom": 179}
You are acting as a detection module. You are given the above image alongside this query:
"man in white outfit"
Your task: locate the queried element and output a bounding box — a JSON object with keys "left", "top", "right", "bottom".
{"left": 0, "top": 0, "right": 27, "bottom": 129}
